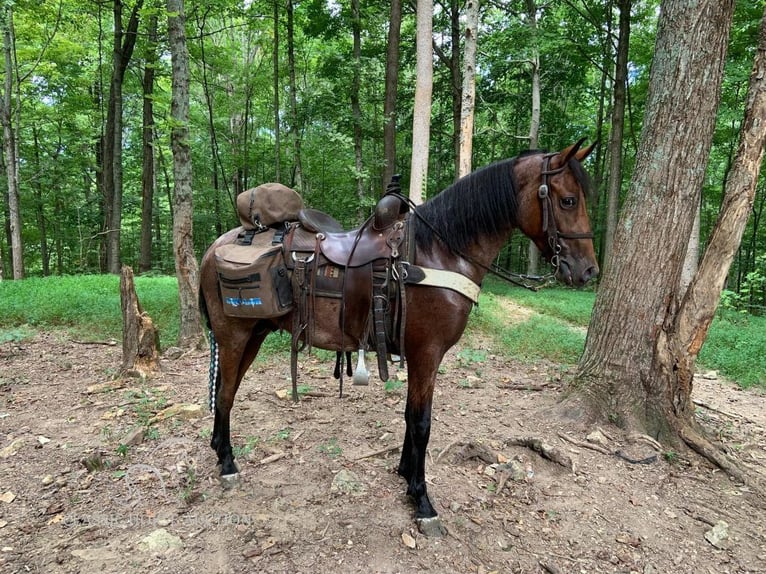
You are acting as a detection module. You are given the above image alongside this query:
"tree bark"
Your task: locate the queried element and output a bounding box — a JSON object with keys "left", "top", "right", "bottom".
{"left": 286, "top": 0, "right": 303, "bottom": 191}
{"left": 1, "top": 6, "right": 22, "bottom": 279}
{"left": 409, "top": 0, "right": 433, "bottom": 205}
{"left": 139, "top": 14, "right": 158, "bottom": 274}
{"left": 574, "top": 0, "right": 736, "bottom": 449}
{"left": 104, "top": 0, "right": 143, "bottom": 274}
{"left": 120, "top": 265, "right": 160, "bottom": 375}
{"left": 458, "top": 0, "right": 479, "bottom": 179}
{"left": 525, "top": 0, "right": 541, "bottom": 277}
{"left": 652, "top": 4, "right": 766, "bottom": 480}
{"left": 351, "top": 0, "right": 364, "bottom": 217}
{"left": 601, "top": 0, "right": 631, "bottom": 275}
{"left": 167, "top": 0, "right": 203, "bottom": 348}
{"left": 273, "top": 0, "right": 281, "bottom": 182}
{"left": 382, "top": 0, "right": 401, "bottom": 191}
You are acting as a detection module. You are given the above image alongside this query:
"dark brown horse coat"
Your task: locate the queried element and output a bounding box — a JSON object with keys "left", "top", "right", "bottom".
{"left": 199, "top": 140, "right": 598, "bottom": 535}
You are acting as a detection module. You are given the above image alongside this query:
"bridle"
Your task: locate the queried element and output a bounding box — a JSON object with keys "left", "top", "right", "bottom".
{"left": 537, "top": 153, "right": 594, "bottom": 275}
{"left": 389, "top": 151, "right": 594, "bottom": 291}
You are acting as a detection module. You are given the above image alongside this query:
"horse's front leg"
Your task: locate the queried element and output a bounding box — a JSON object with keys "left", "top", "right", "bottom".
{"left": 398, "top": 363, "right": 447, "bottom": 536}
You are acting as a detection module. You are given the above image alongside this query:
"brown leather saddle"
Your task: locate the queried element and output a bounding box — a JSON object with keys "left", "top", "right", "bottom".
{"left": 281, "top": 193, "right": 410, "bottom": 397}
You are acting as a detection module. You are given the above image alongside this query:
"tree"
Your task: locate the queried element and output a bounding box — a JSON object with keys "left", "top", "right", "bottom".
{"left": 409, "top": 0, "right": 433, "bottom": 205}
{"left": 139, "top": 12, "right": 159, "bottom": 273}
{"left": 601, "top": 0, "right": 631, "bottom": 274}
{"left": 524, "top": 0, "right": 542, "bottom": 276}
{"left": 382, "top": 0, "right": 401, "bottom": 190}
{"left": 103, "top": 0, "right": 143, "bottom": 274}
{"left": 351, "top": 0, "right": 363, "bottom": 214}
{"left": 166, "top": 0, "right": 202, "bottom": 348}
{"left": 457, "top": 0, "right": 479, "bottom": 178}
{"left": 1, "top": 4, "right": 22, "bottom": 279}
{"left": 286, "top": 0, "right": 303, "bottom": 190}
{"left": 574, "top": 0, "right": 737, "bottom": 461}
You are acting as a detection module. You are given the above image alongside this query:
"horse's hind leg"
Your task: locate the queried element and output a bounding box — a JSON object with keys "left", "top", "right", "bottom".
{"left": 210, "top": 324, "right": 270, "bottom": 476}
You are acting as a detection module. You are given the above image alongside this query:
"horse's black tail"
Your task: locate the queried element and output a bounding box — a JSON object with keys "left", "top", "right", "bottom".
{"left": 199, "top": 287, "right": 219, "bottom": 413}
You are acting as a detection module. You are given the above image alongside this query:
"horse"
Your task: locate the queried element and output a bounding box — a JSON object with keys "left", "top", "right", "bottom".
{"left": 198, "top": 139, "right": 599, "bottom": 536}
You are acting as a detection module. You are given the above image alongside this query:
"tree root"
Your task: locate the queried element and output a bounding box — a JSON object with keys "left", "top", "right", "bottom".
{"left": 679, "top": 424, "right": 764, "bottom": 491}
{"left": 506, "top": 436, "right": 573, "bottom": 470}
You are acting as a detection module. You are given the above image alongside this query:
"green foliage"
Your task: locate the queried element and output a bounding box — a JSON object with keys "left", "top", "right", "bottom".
{"left": 384, "top": 378, "right": 404, "bottom": 393}
{"left": 318, "top": 437, "right": 342, "bottom": 458}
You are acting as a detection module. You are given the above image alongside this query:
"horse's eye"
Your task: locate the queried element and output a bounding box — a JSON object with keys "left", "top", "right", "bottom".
{"left": 560, "top": 196, "right": 577, "bottom": 209}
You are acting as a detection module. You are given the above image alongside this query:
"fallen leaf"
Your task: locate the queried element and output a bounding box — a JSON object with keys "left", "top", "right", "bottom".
{"left": 401, "top": 532, "right": 416, "bottom": 549}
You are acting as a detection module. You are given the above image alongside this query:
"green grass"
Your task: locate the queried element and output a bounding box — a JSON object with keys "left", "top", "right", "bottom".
{"left": 0, "top": 274, "right": 179, "bottom": 347}
{"left": 0, "top": 274, "right": 763, "bottom": 388}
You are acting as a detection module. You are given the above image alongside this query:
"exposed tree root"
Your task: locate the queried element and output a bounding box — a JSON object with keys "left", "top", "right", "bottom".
{"left": 679, "top": 424, "right": 764, "bottom": 491}
{"left": 507, "top": 436, "right": 573, "bottom": 470}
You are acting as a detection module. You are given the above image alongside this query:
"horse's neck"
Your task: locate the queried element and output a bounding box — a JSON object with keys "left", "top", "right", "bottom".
{"left": 423, "top": 227, "right": 514, "bottom": 286}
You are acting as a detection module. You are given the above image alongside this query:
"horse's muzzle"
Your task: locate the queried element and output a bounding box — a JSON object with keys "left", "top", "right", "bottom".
{"left": 557, "top": 258, "right": 599, "bottom": 287}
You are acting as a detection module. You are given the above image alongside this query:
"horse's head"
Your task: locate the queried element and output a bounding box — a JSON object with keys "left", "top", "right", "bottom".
{"left": 516, "top": 139, "right": 599, "bottom": 287}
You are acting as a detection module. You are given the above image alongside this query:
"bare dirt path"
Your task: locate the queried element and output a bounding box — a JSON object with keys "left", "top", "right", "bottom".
{"left": 1, "top": 330, "right": 765, "bottom": 573}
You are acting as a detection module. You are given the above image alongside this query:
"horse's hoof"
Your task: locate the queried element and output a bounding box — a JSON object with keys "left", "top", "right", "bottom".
{"left": 416, "top": 516, "right": 447, "bottom": 537}
{"left": 219, "top": 472, "right": 240, "bottom": 490}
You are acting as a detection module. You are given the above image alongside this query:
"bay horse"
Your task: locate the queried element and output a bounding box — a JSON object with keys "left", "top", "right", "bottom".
{"left": 198, "top": 139, "right": 599, "bottom": 535}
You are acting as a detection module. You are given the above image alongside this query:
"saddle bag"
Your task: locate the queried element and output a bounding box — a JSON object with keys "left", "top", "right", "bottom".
{"left": 214, "top": 230, "right": 293, "bottom": 318}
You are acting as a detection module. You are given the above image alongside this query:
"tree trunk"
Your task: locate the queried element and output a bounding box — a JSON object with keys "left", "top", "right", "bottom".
{"left": 664, "top": 4, "right": 766, "bottom": 477}
{"left": 409, "top": 0, "right": 433, "bottom": 205}
{"left": 273, "top": 0, "right": 281, "bottom": 182}
{"left": 1, "top": 6, "right": 22, "bottom": 279}
{"left": 139, "top": 14, "right": 158, "bottom": 274}
{"left": 104, "top": 0, "right": 143, "bottom": 274}
{"left": 525, "top": 0, "right": 541, "bottom": 277}
{"left": 351, "top": 0, "right": 364, "bottom": 217}
{"left": 286, "top": 0, "right": 303, "bottom": 191}
{"left": 574, "top": 0, "right": 736, "bottom": 448}
{"left": 120, "top": 265, "right": 160, "bottom": 375}
{"left": 601, "top": 0, "right": 631, "bottom": 274}
{"left": 167, "top": 0, "right": 203, "bottom": 348}
{"left": 457, "top": 0, "right": 479, "bottom": 179}
{"left": 382, "top": 0, "right": 401, "bottom": 191}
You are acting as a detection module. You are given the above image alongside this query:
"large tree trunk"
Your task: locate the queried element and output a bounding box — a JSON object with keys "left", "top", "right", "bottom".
{"left": 574, "top": 0, "right": 736, "bottom": 448}
{"left": 139, "top": 14, "right": 158, "bottom": 274}
{"left": 601, "top": 0, "right": 631, "bottom": 274}
{"left": 382, "top": 0, "right": 401, "bottom": 191}
{"left": 1, "top": 6, "right": 22, "bottom": 279}
{"left": 409, "top": 0, "right": 433, "bottom": 205}
{"left": 664, "top": 4, "right": 766, "bottom": 477}
{"left": 167, "top": 0, "right": 203, "bottom": 348}
{"left": 457, "top": 0, "right": 479, "bottom": 179}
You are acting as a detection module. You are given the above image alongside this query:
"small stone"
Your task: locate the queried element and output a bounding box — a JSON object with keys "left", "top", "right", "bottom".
{"left": 137, "top": 528, "right": 184, "bottom": 553}
{"left": 701, "top": 370, "right": 718, "bottom": 380}
{"left": 123, "top": 428, "right": 145, "bottom": 446}
{"left": 0, "top": 439, "right": 24, "bottom": 458}
{"left": 0, "top": 520, "right": 7, "bottom": 528}
{"left": 149, "top": 404, "right": 203, "bottom": 424}
{"left": 704, "top": 520, "right": 729, "bottom": 549}
{"left": 41, "top": 475, "right": 54, "bottom": 486}
{"left": 37, "top": 436, "right": 51, "bottom": 446}
{"left": 163, "top": 347, "right": 184, "bottom": 360}
{"left": 586, "top": 430, "right": 609, "bottom": 446}
{"left": 275, "top": 389, "right": 289, "bottom": 400}
{"left": 401, "top": 532, "right": 417, "bottom": 549}
{"left": 0, "top": 491, "right": 16, "bottom": 503}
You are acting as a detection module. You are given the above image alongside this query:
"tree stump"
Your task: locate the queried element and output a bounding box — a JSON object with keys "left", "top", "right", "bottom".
{"left": 120, "top": 265, "right": 160, "bottom": 376}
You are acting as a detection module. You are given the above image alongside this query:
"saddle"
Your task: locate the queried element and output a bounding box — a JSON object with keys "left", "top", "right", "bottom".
{"left": 282, "top": 191, "right": 411, "bottom": 397}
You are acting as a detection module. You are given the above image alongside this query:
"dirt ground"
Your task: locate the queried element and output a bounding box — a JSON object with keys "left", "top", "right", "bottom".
{"left": 2, "top": 322, "right": 766, "bottom": 573}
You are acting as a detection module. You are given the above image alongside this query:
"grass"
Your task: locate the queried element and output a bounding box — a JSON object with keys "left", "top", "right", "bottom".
{"left": 0, "top": 273, "right": 763, "bottom": 389}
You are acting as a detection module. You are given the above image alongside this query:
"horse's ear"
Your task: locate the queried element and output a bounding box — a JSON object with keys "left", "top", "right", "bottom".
{"left": 574, "top": 140, "right": 597, "bottom": 162}
{"left": 556, "top": 138, "right": 596, "bottom": 165}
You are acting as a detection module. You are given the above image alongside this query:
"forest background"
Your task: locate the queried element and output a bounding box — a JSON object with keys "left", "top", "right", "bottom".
{"left": 0, "top": 0, "right": 764, "bottom": 318}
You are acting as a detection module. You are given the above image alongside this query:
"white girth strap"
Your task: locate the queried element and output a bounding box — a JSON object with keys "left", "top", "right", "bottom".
{"left": 406, "top": 265, "right": 481, "bottom": 304}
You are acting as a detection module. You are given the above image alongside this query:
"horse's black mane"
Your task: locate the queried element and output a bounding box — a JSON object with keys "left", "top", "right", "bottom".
{"left": 412, "top": 151, "right": 592, "bottom": 255}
